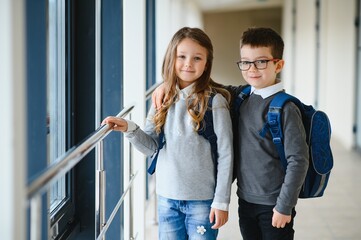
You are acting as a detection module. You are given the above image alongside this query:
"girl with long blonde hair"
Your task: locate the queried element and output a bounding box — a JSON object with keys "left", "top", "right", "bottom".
{"left": 103, "top": 27, "right": 233, "bottom": 240}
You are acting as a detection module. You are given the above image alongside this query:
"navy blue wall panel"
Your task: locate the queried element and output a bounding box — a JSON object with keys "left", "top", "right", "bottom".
{"left": 101, "top": 0, "right": 124, "bottom": 238}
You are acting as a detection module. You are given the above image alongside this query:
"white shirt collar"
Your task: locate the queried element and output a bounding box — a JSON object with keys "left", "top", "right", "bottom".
{"left": 251, "top": 80, "right": 284, "bottom": 99}
{"left": 177, "top": 83, "right": 195, "bottom": 99}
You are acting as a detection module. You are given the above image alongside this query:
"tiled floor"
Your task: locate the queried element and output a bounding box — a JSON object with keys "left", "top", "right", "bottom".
{"left": 146, "top": 139, "right": 361, "bottom": 239}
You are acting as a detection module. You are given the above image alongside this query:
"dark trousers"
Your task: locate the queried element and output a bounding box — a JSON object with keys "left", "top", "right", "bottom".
{"left": 238, "top": 198, "right": 296, "bottom": 240}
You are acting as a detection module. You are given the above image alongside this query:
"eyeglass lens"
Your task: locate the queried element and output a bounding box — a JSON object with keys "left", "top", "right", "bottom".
{"left": 238, "top": 60, "right": 269, "bottom": 71}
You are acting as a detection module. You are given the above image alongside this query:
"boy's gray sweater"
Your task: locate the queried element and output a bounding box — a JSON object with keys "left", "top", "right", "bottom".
{"left": 125, "top": 85, "right": 233, "bottom": 210}
{"left": 234, "top": 85, "right": 309, "bottom": 215}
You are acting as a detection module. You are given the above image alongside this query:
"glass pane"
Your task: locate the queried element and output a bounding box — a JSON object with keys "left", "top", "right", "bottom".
{"left": 47, "top": 0, "right": 66, "bottom": 212}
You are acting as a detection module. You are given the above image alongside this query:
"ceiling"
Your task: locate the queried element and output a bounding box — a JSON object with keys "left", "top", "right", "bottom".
{"left": 193, "top": 0, "right": 283, "bottom": 12}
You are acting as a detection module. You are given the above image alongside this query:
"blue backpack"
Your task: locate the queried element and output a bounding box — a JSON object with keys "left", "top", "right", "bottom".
{"left": 234, "top": 85, "right": 333, "bottom": 198}
{"left": 147, "top": 94, "right": 218, "bottom": 175}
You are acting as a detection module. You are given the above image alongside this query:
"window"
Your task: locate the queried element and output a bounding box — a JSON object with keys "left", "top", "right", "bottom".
{"left": 47, "top": 0, "right": 67, "bottom": 213}
{"left": 47, "top": 1, "right": 76, "bottom": 238}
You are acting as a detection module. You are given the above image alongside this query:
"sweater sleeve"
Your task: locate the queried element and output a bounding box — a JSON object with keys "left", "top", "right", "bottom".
{"left": 211, "top": 94, "right": 234, "bottom": 210}
{"left": 275, "top": 102, "right": 309, "bottom": 215}
{"left": 124, "top": 106, "right": 160, "bottom": 157}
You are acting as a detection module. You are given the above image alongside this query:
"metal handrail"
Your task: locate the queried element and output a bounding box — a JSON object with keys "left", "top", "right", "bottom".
{"left": 26, "top": 79, "right": 162, "bottom": 239}
{"left": 27, "top": 105, "right": 134, "bottom": 199}
{"left": 27, "top": 81, "right": 162, "bottom": 239}
{"left": 27, "top": 105, "right": 135, "bottom": 240}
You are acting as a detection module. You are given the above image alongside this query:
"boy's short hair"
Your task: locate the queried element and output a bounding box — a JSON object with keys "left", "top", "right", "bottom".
{"left": 240, "top": 27, "right": 284, "bottom": 59}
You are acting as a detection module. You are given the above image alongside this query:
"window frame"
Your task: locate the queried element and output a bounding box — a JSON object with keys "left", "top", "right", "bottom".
{"left": 47, "top": 1, "right": 77, "bottom": 239}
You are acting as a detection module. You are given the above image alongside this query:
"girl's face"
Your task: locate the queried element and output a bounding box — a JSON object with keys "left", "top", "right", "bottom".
{"left": 175, "top": 38, "right": 208, "bottom": 89}
{"left": 240, "top": 45, "right": 284, "bottom": 89}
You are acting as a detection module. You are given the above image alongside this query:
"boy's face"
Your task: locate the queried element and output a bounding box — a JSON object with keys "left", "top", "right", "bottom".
{"left": 239, "top": 45, "right": 284, "bottom": 89}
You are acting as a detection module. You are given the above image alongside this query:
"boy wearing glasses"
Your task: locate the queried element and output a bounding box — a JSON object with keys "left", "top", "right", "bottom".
{"left": 228, "top": 27, "right": 308, "bottom": 240}
{"left": 152, "top": 27, "right": 308, "bottom": 240}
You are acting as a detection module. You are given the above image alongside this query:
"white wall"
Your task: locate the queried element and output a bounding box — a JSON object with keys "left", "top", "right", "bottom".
{"left": 0, "top": 0, "right": 26, "bottom": 239}
{"left": 282, "top": 0, "right": 357, "bottom": 149}
{"left": 123, "top": 1, "right": 147, "bottom": 239}
{"left": 282, "top": 0, "right": 295, "bottom": 93}
{"left": 293, "top": 0, "right": 317, "bottom": 104}
{"left": 319, "top": 0, "right": 356, "bottom": 149}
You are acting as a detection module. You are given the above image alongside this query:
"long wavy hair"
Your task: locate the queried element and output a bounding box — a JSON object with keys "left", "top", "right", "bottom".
{"left": 153, "top": 27, "right": 230, "bottom": 133}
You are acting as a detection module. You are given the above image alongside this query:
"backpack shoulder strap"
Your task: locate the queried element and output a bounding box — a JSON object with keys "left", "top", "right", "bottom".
{"left": 198, "top": 93, "right": 218, "bottom": 166}
{"left": 265, "top": 92, "right": 303, "bottom": 170}
{"left": 232, "top": 85, "right": 251, "bottom": 112}
{"left": 231, "top": 85, "right": 251, "bottom": 126}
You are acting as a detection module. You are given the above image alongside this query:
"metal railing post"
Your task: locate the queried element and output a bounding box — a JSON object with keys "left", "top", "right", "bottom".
{"left": 96, "top": 172, "right": 138, "bottom": 240}
{"left": 30, "top": 194, "right": 42, "bottom": 240}
{"left": 96, "top": 140, "right": 106, "bottom": 239}
{"left": 95, "top": 0, "right": 104, "bottom": 238}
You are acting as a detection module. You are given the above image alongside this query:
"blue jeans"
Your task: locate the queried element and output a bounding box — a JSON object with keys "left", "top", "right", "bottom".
{"left": 238, "top": 198, "right": 296, "bottom": 240}
{"left": 157, "top": 195, "right": 218, "bottom": 240}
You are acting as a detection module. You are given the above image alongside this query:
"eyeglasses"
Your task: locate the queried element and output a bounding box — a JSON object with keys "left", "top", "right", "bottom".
{"left": 236, "top": 59, "right": 280, "bottom": 71}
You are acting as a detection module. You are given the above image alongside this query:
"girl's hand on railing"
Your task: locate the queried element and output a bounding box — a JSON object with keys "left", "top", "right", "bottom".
{"left": 102, "top": 116, "right": 128, "bottom": 132}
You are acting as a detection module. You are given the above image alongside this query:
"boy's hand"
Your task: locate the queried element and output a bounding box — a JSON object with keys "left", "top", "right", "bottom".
{"left": 209, "top": 208, "right": 228, "bottom": 229}
{"left": 102, "top": 116, "right": 128, "bottom": 132}
{"left": 272, "top": 208, "right": 291, "bottom": 228}
{"left": 151, "top": 83, "right": 166, "bottom": 110}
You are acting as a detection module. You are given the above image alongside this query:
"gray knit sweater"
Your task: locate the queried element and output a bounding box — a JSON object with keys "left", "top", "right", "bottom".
{"left": 125, "top": 84, "right": 233, "bottom": 210}
{"left": 233, "top": 83, "right": 309, "bottom": 215}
